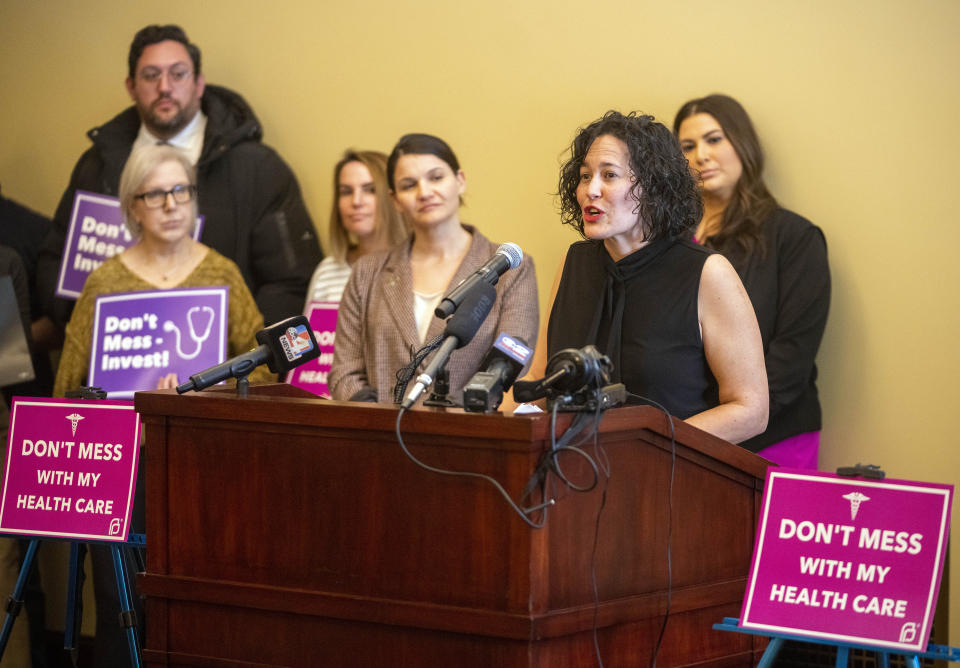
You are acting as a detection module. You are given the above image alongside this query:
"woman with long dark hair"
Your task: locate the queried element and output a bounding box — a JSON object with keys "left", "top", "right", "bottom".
{"left": 675, "top": 94, "right": 830, "bottom": 466}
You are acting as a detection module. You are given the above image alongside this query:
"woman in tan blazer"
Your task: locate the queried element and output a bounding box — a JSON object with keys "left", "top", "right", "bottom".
{"left": 329, "top": 133, "right": 538, "bottom": 404}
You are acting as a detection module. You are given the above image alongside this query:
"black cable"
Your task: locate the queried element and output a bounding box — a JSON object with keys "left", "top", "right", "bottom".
{"left": 393, "top": 334, "right": 444, "bottom": 403}
{"left": 394, "top": 407, "right": 552, "bottom": 528}
{"left": 540, "top": 382, "right": 613, "bottom": 668}
{"left": 547, "top": 408, "right": 602, "bottom": 493}
{"left": 589, "top": 459, "right": 610, "bottom": 668}
{"left": 589, "top": 391, "right": 611, "bottom": 479}
{"left": 585, "top": 377, "right": 611, "bottom": 668}
{"left": 521, "top": 405, "right": 606, "bottom": 511}
{"left": 626, "top": 392, "right": 677, "bottom": 668}
{"left": 395, "top": 375, "right": 619, "bottom": 667}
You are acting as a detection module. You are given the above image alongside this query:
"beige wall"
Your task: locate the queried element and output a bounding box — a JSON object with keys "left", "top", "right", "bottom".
{"left": 2, "top": 0, "right": 958, "bottom": 646}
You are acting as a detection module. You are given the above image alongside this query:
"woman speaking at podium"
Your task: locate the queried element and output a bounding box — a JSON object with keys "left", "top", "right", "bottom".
{"left": 53, "top": 144, "right": 273, "bottom": 397}
{"left": 329, "top": 133, "right": 539, "bottom": 404}
{"left": 535, "top": 111, "right": 768, "bottom": 445}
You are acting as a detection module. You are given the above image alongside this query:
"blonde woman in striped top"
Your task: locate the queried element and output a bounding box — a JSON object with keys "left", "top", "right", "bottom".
{"left": 305, "top": 150, "right": 408, "bottom": 306}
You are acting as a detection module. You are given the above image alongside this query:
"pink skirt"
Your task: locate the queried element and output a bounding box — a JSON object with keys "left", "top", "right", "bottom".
{"left": 756, "top": 431, "right": 820, "bottom": 470}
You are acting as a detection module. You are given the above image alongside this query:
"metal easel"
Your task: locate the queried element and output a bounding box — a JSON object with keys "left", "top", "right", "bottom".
{"left": 0, "top": 532, "right": 145, "bottom": 667}
{"left": 713, "top": 616, "right": 960, "bottom": 668}
{"left": 1, "top": 386, "right": 144, "bottom": 666}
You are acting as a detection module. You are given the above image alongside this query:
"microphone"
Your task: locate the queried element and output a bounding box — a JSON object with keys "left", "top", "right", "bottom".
{"left": 463, "top": 334, "right": 532, "bottom": 412}
{"left": 513, "top": 345, "right": 609, "bottom": 402}
{"left": 513, "top": 345, "right": 624, "bottom": 411}
{"left": 176, "top": 315, "right": 321, "bottom": 393}
{"left": 402, "top": 282, "right": 497, "bottom": 409}
{"left": 434, "top": 243, "right": 522, "bottom": 319}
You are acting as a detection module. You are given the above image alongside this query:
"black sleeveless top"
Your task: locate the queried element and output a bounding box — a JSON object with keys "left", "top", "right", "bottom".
{"left": 547, "top": 239, "right": 718, "bottom": 419}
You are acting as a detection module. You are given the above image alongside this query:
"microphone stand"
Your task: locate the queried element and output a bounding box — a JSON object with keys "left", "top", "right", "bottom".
{"left": 423, "top": 368, "right": 457, "bottom": 407}
{"left": 236, "top": 373, "right": 250, "bottom": 398}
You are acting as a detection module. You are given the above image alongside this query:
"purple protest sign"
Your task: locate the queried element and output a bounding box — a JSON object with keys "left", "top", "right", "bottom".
{"left": 0, "top": 397, "right": 141, "bottom": 542}
{"left": 88, "top": 287, "right": 227, "bottom": 398}
{"left": 740, "top": 468, "right": 953, "bottom": 651}
{"left": 285, "top": 301, "right": 337, "bottom": 398}
{"left": 56, "top": 190, "right": 204, "bottom": 299}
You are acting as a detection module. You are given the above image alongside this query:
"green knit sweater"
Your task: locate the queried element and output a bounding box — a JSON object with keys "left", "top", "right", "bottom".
{"left": 54, "top": 248, "right": 273, "bottom": 396}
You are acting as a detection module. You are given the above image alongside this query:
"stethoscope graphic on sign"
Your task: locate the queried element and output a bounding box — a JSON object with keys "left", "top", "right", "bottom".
{"left": 163, "top": 306, "right": 215, "bottom": 359}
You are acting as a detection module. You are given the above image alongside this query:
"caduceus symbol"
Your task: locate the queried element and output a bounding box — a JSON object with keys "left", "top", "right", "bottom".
{"left": 842, "top": 491, "right": 870, "bottom": 520}
{"left": 66, "top": 413, "right": 84, "bottom": 437}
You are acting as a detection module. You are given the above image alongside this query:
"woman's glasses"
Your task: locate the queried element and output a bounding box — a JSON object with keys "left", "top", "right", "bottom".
{"left": 134, "top": 184, "right": 198, "bottom": 209}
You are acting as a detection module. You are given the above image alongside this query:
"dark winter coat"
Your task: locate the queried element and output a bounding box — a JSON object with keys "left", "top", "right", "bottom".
{"left": 37, "top": 84, "right": 322, "bottom": 327}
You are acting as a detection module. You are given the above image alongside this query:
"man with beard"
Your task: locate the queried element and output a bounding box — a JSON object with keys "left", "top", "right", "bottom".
{"left": 35, "top": 25, "right": 322, "bottom": 667}
{"left": 38, "top": 24, "right": 321, "bottom": 331}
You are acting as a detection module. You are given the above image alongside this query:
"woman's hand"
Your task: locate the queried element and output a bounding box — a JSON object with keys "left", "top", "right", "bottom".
{"left": 155, "top": 373, "right": 180, "bottom": 390}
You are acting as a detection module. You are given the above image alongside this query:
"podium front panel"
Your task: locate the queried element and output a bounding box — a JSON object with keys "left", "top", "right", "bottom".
{"left": 136, "top": 386, "right": 767, "bottom": 667}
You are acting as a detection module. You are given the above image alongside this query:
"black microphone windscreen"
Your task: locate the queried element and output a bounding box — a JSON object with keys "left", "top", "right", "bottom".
{"left": 443, "top": 282, "right": 496, "bottom": 347}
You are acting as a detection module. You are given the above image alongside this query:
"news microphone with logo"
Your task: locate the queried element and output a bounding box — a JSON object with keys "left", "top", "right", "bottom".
{"left": 176, "top": 315, "right": 320, "bottom": 393}
{"left": 401, "top": 282, "right": 497, "bottom": 409}
{"left": 463, "top": 334, "right": 532, "bottom": 412}
{"left": 434, "top": 243, "right": 522, "bottom": 319}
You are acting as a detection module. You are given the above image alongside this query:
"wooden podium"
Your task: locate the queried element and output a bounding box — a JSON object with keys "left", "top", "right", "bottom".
{"left": 135, "top": 384, "right": 769, "bottom": 667}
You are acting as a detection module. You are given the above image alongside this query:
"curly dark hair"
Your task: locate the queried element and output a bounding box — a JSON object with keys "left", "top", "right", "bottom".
{"left": 558, "top": 111, "right": 702, "bottom": 242}
{"left": 673, "top": 94, "right": 777, "bottom": 256}
{"left": 128, "top": 25, "right": 202, "bottom": 80}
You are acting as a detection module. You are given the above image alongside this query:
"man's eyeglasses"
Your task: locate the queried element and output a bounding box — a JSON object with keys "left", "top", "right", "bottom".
{"left": 138, "top": 66, "right": 193, "bottom": 85}
{"left": 134, "top": 184, "right": 197, "bottom": 209}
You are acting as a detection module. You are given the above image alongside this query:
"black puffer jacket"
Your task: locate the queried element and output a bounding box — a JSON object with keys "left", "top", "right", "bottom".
{"left": 38, "top": 84, "right": 322, "bottom": 327}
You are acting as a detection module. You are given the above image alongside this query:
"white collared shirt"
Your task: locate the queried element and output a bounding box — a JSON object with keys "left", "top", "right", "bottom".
{"left": 132, "top": 110, "right": 208, "bottom": 165}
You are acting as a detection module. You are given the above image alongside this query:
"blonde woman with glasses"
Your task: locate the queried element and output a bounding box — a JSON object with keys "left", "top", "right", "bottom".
{"left": 53, "top": 144, "right": 272, "bottom": 396}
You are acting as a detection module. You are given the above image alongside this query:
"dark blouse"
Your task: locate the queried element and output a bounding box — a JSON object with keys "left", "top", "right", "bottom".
{"left": 547, "top": 239, "right": 717, "bottom": 419}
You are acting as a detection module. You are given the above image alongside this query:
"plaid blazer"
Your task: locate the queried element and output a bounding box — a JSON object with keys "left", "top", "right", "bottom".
{"left": 329, "top": 226, "right": 538, "bottom": 404}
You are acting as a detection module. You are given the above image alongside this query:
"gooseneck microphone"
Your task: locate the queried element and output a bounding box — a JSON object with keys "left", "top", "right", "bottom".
{"left": 434, "top": 243, "right": 522, "bottom": 319}
{"left": 402, "top": 283, "right": 497, "bottom": 409}
{"left": 463, "top": 334, "right": 532, "bottom": 412}
{"left": 176, "top": 315, "right": 320, "bottom": 393}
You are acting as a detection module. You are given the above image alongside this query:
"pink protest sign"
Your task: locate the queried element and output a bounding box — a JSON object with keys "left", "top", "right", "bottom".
{"left": 285, "top": 301, "right": 337, "bottom": 398}
{"left": 56, "top": 190, "right": 204, "bottom": 299}
{"left": 0, "top": 397, "right": 141, "bottom": 542}
{"left": 740, "top": 468, "right": 953, "bottom": 652}
{"left": 88, "top": 287, "right": 227, "bottom": 398}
